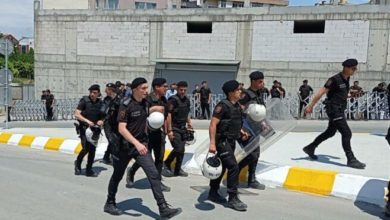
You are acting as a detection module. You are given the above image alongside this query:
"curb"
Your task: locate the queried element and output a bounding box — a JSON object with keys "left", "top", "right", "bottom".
{"left": 0, "top": 131, "right": 388, "bottom": 207}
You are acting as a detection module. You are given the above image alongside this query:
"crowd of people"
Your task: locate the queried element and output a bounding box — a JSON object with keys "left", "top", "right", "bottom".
{"left": 67, "top": 58, "right": 390, "bottom": 218}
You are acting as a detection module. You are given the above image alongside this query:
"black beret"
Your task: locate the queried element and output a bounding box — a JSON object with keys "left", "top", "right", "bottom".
{"left": 342, "top": 59, "right": 358, "bottom": 67}
{"left": 177, "top": 81, "right": 188, "bottom": 88}
{"left": 88, "top": 84, "right": 100, "bottom": 91}
{"left": 115, "top": 81, "right": 122, "bottom": 87}
{"left": 152, "top": 78, "right": 167, "bottom": 88}
{"left": 131, "top": 77, "right": 147, "bottom": 89}
{"left": 303, "top": 79, "right": 308, "bottom": 83}
{"left": 106, "top": 83, "right": 116, "bottom": 89}
{"left": 222, "top": 80, "right": 240, "bottom": 95}
{"left": 249, "top": 71, "right": 264, "bottom": 80}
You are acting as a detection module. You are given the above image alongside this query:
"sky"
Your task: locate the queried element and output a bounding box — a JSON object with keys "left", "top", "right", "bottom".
{"left": 0, "top": 0, "right": 370, "bottom": 40}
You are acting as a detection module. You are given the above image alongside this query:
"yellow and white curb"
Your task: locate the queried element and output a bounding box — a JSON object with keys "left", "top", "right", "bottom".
{"left": 0, "top": 132, "right": 107, "bottom": 158}
{"left": 257, "top": 165, "right": 388, "bottom": 207}
{"left": 1, "top": 131, "right": 388, "bottom": 207}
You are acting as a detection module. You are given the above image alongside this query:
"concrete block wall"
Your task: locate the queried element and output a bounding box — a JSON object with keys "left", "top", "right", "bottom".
{"left": 252, "top": 20, "right": 369, "bottom": 62}
{"left": 34, "top": 6, "right": 390, "bottom": 98}
{"left": 162, "top": 22, "right": 237, "bottom": 60}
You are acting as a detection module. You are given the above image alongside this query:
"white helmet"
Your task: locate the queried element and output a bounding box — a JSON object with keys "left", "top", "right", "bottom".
{"left": 202, "top": 153, "right": 223, "bottom": 180}
{"left": 246, "top": 104, "right": 266, "bottom": 122}
{"left": 147, "top": 112, "right": 165, "bottom": 130}
{"left": 85, "top": 127, "right": 99, "bottom": 146}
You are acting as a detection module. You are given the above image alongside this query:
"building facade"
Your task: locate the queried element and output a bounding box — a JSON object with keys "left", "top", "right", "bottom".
{"left": 34, "top": 5, "right": 390, "bottom": 98}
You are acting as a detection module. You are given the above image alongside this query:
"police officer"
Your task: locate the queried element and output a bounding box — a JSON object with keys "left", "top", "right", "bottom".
{"left": 104, "top": 78, "right": 182, "bottom": 219}
{"left": 237, "top": 71, "right": 266, "bottom": 190}
{"left": 74, "top": 84, "right": 104, "bottom": 177}
{"left": 208, "top": 80, "right": 249, "bottom": 211}
{"left": 126, "top": 78, "right": 171, "bottom": 192}
{"left": 162, "top": 81, "right": 192, "bottom": 177}
{"left": 303, "top": 58, "right": 365, "bottom": 169}
{"left": 101, "top": 83, "right": 120, "bottom": 165}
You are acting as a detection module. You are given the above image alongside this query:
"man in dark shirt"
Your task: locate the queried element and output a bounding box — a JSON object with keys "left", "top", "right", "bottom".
{"left": 45, "top": 89, "right": 55, "bottom": 121}
{"left": 349, "top": 81, "right": 363, "bottom": 120}
{"left": 270, "top": 80, "right": 284, "bottom": 99}
{"left": 74, "top": 84, "right": 104, "bottom": 177}
{"left": 200, "top": 81, "right": 212, "bottom": 119}
{"left": 126, "top": 78, "right": 170, "bottom": 192}
{"left": 163, "top": 81, "right": 193, "bottom": 177}
{"left": 298, "top": 80, "right": 313, "bottom": 118}
{"left": 104, "top": 78, "right": 182, "bottom": 219}
{"left": 208, "top": 80, "right": 249, "bottom": 211}
{"left": 303, "top": 59, "right": 366, "bottom": 169}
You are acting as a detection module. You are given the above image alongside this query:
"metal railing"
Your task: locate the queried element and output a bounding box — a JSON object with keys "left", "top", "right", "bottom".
{"left": 8, "top": 92, "right": 389, "bottom": 121}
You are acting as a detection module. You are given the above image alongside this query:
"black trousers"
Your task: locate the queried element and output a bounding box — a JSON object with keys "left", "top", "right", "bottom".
{"left": 209, "top": 139, "right": 239, "bottom": 196}
{"left": 165, "top": 129, "right": 186, "bottom": 174}
{"left": 131, "top": 130, "right": 165, "bottom": 176}
{"left": 238, "top": 146, "right": 260, "bottom": 182}
{"left": 46, "top": 106, "right": 53, "bottom": 120}
{"left": 76, "top": 128, "right": 96, "bottom": 170}
{"left": 201, "top": 102, "right": 210, "bottom": 119}
{"left": 308, "top": 114, "right": 354, "bottom": 158}
{"left": 299, "top": 101, "right": 307, "bottom": 118}
{"left": 107, "top": 146, "right": 165, "bottom": 206}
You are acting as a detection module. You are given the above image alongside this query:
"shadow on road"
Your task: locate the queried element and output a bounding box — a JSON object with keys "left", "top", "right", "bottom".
{"left": 291, "top": 154, "right": 347, "bottom": 167}
{"left": 117, "top": 198, "right": 160, "bottom": 219}
{"left": 354, "top": 179, "right": 388, "bottom": 219}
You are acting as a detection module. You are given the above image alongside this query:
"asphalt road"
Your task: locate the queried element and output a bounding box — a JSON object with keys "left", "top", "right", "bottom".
{"left": 0, "top": 144, "right": 386, "bottom": 220}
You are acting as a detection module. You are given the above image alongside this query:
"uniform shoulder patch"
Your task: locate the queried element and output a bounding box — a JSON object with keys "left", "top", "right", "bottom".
{"left": 214, "top": 105, "right": 222, "bottom": 114}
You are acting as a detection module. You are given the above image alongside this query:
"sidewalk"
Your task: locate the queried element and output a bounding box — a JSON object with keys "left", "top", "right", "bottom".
{"left": 0, "top": 123, "right": 389, "bottom": 208}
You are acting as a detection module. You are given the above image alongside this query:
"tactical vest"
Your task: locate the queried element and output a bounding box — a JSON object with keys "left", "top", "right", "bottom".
{"left": 170, "top": 95, "right": 190, "bottom": 126}
{"left": 80, "top": 96, "right": 102, "bottom": 123}
{"left": 245, "top": 89, "right": 265, "bottom": 105}
{"left": 104, "top": 96, "right": 121, "bottom": 132}
{"left": 325, "top": 73, "right": 349, "bottom": 110}
{"left": 217, "top": 99, "right": 242, "bottom": 140}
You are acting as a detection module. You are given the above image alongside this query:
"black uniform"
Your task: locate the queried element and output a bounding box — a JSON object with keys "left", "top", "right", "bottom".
{"left": 106, "top": 96, "right": 165, "bottom": 207}
{"left": 209, "top": 99, "right": 243, "bottom": 197}
{"left": 200, "top": 87, "right": 211, "bottom": 119}
{"left": 75, "top": 96, "right": 104, "bottom": 174}
{"left": 128, "top": 93, "right": 167, "bottom": 179}
{"left": 386, "top": 127, "right": 390, "bottom": 216}
{"left": 45, "top": 94, "right": 54, "bottom": 121}
{"left": 303, "top": 73, "right": 365, "bottom": 168}
{"left": 238, "top": 88, "right": 265, "bottom": 187}
{"left": 101, "top": 95, "right": 121, "bottom": 161}
{"left": 164, "top": 94, "right": 191, "bottom": 176}
{"left": 299, "top": 84, "right": 313, "bottom": 116}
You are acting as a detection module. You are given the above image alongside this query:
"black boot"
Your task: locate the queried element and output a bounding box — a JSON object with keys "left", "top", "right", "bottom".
{"left": 303, "top": 144, "right": 318, "bottom": 160}
{"left": 208, "top": 190, "right": 227, "bottom": 204}
{"left": 346, "top": 153, "right": 366, "bottom": 169}
{"left": 126, "top": 167, "right": 135, "bottom": 188}
{"left": 85, "top": 168, "right": 97, "bottom": 177}
{"left": 74, "top": 160, "right": 81, "bottom": 175}
{"left": 161, "top": 163, "right": 174, "bottom": 177}
{"left": 248, "top": 174, "right": 265, "bottom": 190}
{"left": 102, "top": 155, "right": 112, "bottom": 165}
{"left": 347, "top": 158, "right": 366, "bottom": 169}
{"left": 159, "top": 202, "right": 182, "bottom": 219}
{"left": 104, "top": 198, "right": 123, "bottom": 216}
{"left": 174, "top": 169, "right": 188, "bottom": 177}
{"left": 227, "top": 195, "right": 247, "bottom": 212}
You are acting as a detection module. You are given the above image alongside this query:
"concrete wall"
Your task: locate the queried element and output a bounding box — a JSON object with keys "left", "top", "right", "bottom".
{"left": 162, "top": 22, "right": 237, "bottom": 60}
{"left": 42, "top": 0, "right": 89, "bottom": 9}
{"left": 252, "top": 20, "right": 370, "bottom": 62}
{"left": 34, "top": 6, "right": 390, "bottom": 98}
